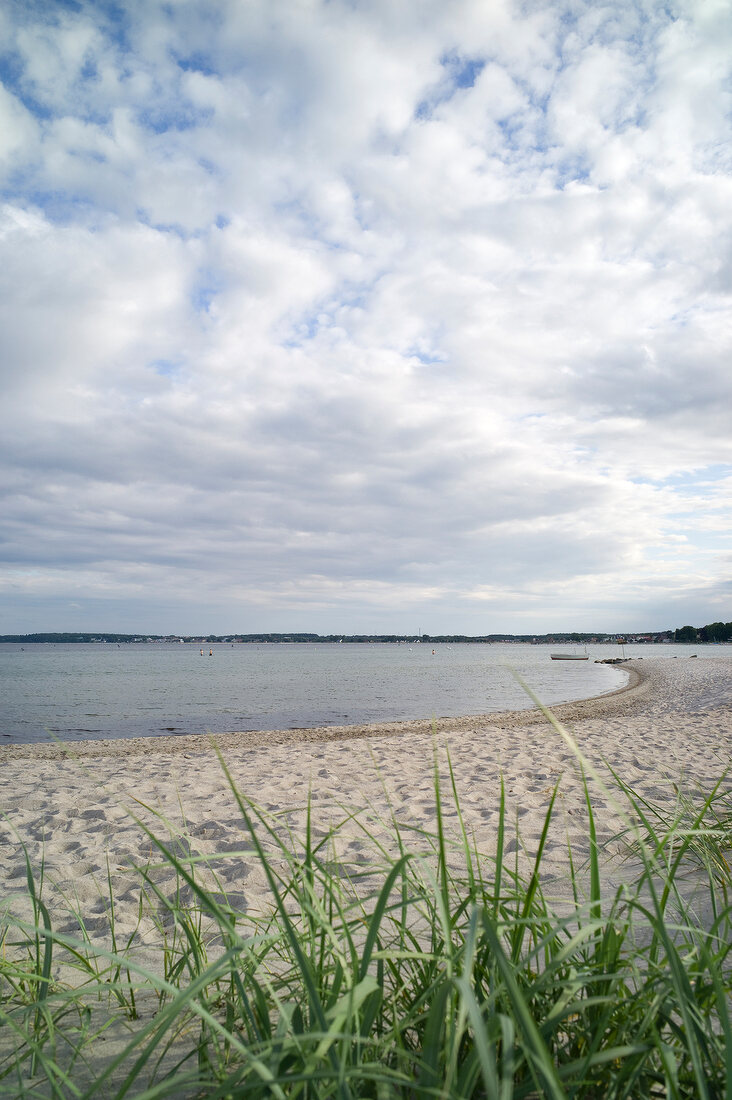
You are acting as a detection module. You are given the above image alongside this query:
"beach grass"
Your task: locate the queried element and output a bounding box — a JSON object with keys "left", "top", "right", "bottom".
{"left": 1, "top": 741, "right": 731, "bottom": 1098}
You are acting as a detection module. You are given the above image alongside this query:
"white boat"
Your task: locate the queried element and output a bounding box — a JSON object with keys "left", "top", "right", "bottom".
{"left": 550, "top": 653, "right": 589, "bottom": 661}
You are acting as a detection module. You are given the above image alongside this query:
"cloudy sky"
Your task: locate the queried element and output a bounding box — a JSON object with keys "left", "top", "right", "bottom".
{"left": 1, "top": 0, "right": 731, "bottom": 636}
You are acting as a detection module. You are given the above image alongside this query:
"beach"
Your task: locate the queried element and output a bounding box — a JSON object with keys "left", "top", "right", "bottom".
{"left": 1, "top": 655, "right": 730, "bottom": 955}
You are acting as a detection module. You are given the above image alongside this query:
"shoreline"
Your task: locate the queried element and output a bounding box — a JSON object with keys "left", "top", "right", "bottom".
{"left": 0, "top": 661, "right": 644, "bottom": 761}
{"left": 0, "top": 655, "right": 729, "bottom": 968}
{"left": 0, "top": 657, "right": 729, "bottom": 1094}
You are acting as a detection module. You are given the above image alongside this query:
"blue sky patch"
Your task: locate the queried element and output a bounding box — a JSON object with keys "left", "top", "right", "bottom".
{"left": 176, "top": 53, "right": 217, "bottom": 77}
{"left": 445, "top": 54, "right": 486, "bottom": 90}
{"left": 407, "top": 346, "right": 447, "bottom": 365}
{"left": 415, "top": 51, "right": 486, "bottom": 119}
{"left": 192, "top": 273, "right": 223, "bottom": 314}
{"left": 151, "top": 359, "right": 181, "bottom": 378}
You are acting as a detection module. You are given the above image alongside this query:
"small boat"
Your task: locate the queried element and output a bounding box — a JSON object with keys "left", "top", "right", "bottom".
{"left": 550, "top": 653, "right": 589, "bottom": 661}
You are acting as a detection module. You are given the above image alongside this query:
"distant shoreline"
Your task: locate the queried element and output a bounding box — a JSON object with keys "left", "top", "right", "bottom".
{"left": 0, "top": 633, "right": 688, "bottom": 645}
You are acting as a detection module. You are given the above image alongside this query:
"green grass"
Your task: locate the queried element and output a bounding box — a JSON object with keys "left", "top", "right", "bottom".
{"left": 1, "top": 735, "right": 730, "bottom": 1098}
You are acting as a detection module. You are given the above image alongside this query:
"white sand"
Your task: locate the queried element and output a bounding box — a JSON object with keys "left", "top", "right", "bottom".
{"left": 1, "top": 657, "right": 730, "bottom": 954}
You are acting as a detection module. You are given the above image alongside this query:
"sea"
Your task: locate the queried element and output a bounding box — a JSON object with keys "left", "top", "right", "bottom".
{"left": 0, "top": 641, "right": 725, "bottom": 746}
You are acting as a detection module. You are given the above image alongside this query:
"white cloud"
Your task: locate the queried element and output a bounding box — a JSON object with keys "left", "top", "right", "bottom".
{"left": 0, "top": 0, "right": 731, "bottom": 634}
{"left": 0, "top": 205, "right": 194, "bottom": 410}
{"left": 0, "top": 82, "right": 39, "bottom": 163}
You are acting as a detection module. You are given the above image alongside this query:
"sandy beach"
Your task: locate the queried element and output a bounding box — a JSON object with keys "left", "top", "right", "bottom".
{"left": 1, "top": 656, "right": 730, "bottom": 956}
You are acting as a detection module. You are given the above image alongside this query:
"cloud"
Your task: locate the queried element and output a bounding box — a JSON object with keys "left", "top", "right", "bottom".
{"left": 0, "top": 0, "right": 731, "bottom": 634}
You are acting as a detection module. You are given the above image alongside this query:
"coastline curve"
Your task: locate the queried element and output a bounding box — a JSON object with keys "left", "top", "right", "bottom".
{"left": 0, "top": 661, "right": 647, "bottom": 762}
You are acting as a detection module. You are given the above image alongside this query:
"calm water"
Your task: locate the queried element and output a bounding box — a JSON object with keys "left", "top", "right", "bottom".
{"left": 0, "top": 642, "right": 724, "bottom": 745}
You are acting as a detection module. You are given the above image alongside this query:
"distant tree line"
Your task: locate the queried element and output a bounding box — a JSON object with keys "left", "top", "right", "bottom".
{"left": 674, "top": 621, "right": 732, "bottom": 643}
{"left": 0, "top": 632, "right": 146, "bottom": 643}
{"left": 0, "top": 631, "right": 617, "bottom": 644}
{"left": 2, "top": 625, "right": 729, "bottom": 644}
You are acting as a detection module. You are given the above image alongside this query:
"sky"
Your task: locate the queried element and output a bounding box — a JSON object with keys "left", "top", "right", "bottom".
{"left": 1, "top": 0, "right": 731, "bottom": 637}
